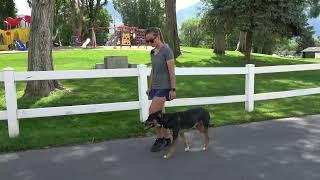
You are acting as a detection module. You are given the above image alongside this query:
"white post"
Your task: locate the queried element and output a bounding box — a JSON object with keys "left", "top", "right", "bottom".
{"left": 137, "top": 65, "right": 149, "bottom": 122}
{"left": 3, "top": 68, "right": 19, "bottom": 137}
{"left": 245, "top": 64, "right": 255, "bottom": 112}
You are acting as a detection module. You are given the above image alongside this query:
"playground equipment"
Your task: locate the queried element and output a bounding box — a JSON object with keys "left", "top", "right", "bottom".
{"left": 110, "top": 26, "right": 146, "bottom": 48}
{"left": 106, "top": 31, "right": 120, "bottom": 46}
{"left": 134, "top": 28, "right": 146, "bottom": 47}
{"left": 81, "top": 38, "right": 91, "bottom": 48}
{"left": 14, "top": 39, "right": 27, "bottom": 50}
{"left": 0, "top": 16, "right": 30, "bottom": 51}
{"left": 98, "top": 26, "right": 146, "bottom": 48}
{"left": 71, "top": 26, "right": 146, "bottom": 48}
{"left": 0, "top": 28, "right": 30, "bottom": 51}
{"left": 52, "top": 27, "right": 62, "bottom": 47}
{"left": 4, "top": 17, "right": 22, "bottom": 29}
{"left": 4, "top": 15, "right": 31, "bottom": 29}
{"left": 23, "top": 16, "right": 31, "bottom": 27}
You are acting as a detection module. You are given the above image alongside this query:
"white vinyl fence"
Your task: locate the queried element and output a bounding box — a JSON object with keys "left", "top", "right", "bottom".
{"left": 1, "top": 64, "right": 320, "bottom": 138}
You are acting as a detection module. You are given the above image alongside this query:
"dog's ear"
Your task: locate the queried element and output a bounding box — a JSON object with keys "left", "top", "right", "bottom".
{"left": 147, "top": 111, "right": 163, "bottom": 123}
{"left": 145, "top": 113, "right": 154, "bottom": 123}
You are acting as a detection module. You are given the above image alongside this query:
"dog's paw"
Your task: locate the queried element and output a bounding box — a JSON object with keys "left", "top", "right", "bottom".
{"left": 202, "top": 147, "right": 208, "bottom": 151}
{"left": 163, "top": 155, "right": 169, "bottom": 159}
{"left": 184, "top": 146, "right": 190, "bottom": 152}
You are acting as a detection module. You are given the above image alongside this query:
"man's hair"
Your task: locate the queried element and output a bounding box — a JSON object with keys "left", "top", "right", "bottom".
{"left": 145, "top": 27, "right": 165, "bottom": 43}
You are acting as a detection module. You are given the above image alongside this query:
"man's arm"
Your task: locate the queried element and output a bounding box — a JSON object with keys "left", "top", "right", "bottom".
{"left": 167, "top": 59, "right": 176, "bottom": 89}
{"left": 149, "top": 69, "right": 153, "bottom": 90}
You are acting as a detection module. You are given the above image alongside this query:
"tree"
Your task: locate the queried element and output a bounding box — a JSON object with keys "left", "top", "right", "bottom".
{"left": 235, "top": 31, "right": 246, "bottom": 52}
{"left": 24, "top": 0, "right": 63, "bottom": 97}
{"left": 252, "top": 31, "right": 279, "bottom": 54}
{"left": 51, "top": 0, "right": 111, "bottom": 46}
{"left": 137, "top": 0, "right": 150, "bottom": 28}
{"left": 0, "top": 0, "right": 16, "bottom": 29}
{"left": 53, "top": 0, "right": 73, "bottom": 45}
{"left": 274, "top": 38, "right": 299, "bottom": 56}
{"left": 165, "top": 0, "right": 181, "bottom": 58}
{"left": 180, "top": 18, "right": 204, "bottom": 47}
{"left": 70, "top": 0, "right": 77, "bottom": 36}
{"left": 70, "top": 0, "right": 85, "bottom": 38}
{"left": 235, "top": 0, "right": 320, "bottom": 62}
{"left": 113, "top": 0, "right": 164, "bottom": 28}
{"left": 296, "top": 26, "right": 316, "bottom": 53}
{"left": 149, "top": 0, "right": 165, "bottom": 28}
{"left": 113, "top": 0, "right": 139, "bottom": 26}
{"left": 201, "top": 0, "right": 236, "bottom": 55}
{"left": 86, "top": 0, "right": 108, "bottom": 28}
{"left": 315, "top": 36, "right": 320, "bottom": 46}
{"left": 226, "top": 0, "right": 309, "bottom": 62}
{"left": 225, "top": 28, "right": 240, "bottom": 50}
{"left": 95, "top": 8, "right": 112, "bottom": 27}
{"left": 202, "top": 0, "right": 320, "bottom": 62}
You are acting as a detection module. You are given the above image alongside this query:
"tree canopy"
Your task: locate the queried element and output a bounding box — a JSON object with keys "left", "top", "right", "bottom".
{"left": 0, "top": 0, "right": 16, "bottom": 29}
{"left": 113, "top": 0, "right": 164, "bottom": 28}
{"left": 201, "top": 0, "right": 320, "bottom": 61}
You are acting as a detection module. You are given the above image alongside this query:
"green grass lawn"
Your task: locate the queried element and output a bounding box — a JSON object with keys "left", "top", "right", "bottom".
{"left": 0, "top": 47, "right": 320, "bottom": 152}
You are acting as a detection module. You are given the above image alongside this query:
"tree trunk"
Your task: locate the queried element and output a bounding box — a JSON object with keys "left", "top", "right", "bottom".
{"left": 24, "top": 0, "right": 63, "bottom": 97}
{"left": 165, "top": 0, "right": 181, "bottom": 59}
{"left": 214, "top": 20, "right": 225, "bottom": 55}
{"left": 244, "top": 31, "right": 253, "bottom": 63}
{"left": 70, "top": 0, "right": 77, "bottom": 35}
{"left": 87, "top": 0, "right": 96, "bottom": 28}
{"left": 236, "top": 31, "right": 246, "bottom": 52}
{"left": 77, "top": 0, "right": 85, "bottom": 38}
{"left": 70, "top": 0, "right": 84, "bottom": 38}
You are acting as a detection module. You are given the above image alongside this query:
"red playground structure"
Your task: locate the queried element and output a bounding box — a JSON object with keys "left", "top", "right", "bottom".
{"left": 4, "top": 15, "right": 31, "bottom": 29}
{"left": 93, "top": 26, "right": 146, "bottom": 48}
{"left": 0, "top": 15, "right": 31, "bottom": 51}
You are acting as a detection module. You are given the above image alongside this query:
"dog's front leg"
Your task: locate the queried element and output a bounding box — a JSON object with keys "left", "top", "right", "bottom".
{"left": 179, "top": 131, "right": 190, "bottom": 151}
{"left": 163, "top": 129, "right": 179, "bottom": 159}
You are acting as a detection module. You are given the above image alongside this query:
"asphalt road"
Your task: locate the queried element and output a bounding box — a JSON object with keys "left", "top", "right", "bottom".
{"left": 1, "top": 115, "right": 320, "bottom": 180}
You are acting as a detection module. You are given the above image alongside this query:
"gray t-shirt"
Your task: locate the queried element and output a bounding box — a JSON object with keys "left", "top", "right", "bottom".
{"left": 150, "top": 45, "right": 174, "bottom": 89}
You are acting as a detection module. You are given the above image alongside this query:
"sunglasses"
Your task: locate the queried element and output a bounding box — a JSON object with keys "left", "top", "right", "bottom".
{"left": 146, "top": 37, "right": 157, "bottom": 44}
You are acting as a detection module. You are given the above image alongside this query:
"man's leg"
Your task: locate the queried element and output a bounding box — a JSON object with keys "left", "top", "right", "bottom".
{"left": 149, "top": 97, "right": 171, "bottom": 152}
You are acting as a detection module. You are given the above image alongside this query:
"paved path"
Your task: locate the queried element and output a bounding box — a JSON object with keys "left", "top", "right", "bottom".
{"left": 1, "top": 115, "right": 320, "bottom": 180}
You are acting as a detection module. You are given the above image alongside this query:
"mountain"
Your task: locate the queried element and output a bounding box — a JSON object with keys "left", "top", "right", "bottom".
{"left": 105, "top": 0, "right": 123, "bottom": 26}
{"left": 176, "top": 2, "right": 204, "bottom": 26}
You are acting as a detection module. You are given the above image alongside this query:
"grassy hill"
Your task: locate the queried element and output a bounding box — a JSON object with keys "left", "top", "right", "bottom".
{"left": 0, "top": 47, "right": 320, "bottom": 152}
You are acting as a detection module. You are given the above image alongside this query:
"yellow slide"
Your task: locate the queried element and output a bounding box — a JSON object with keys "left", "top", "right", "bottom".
{"left": 0, "top": 28, "right": 30, "bottom": 51}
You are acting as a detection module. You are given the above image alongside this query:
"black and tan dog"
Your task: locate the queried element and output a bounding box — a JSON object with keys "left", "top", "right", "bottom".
{"left": 144, "top": 107, "right": 211, "bottom": 159}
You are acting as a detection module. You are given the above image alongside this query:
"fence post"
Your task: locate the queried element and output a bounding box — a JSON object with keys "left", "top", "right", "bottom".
{"left": 3, "top": 68, "right": 19, "bottom": 137}
{"left": 137, "top": 65, "right": 149, "bottom": 122}
{"left": 245, "top": 64, "right": 255, "bottom": 112}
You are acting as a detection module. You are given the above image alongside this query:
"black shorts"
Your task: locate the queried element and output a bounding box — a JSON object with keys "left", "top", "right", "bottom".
{"left": 148, "top": 89, "right": 171, "bottom": 101}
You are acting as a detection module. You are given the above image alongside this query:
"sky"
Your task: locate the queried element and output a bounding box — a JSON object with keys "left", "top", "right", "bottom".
{"left": 14, "top": 0, "right": 201, "bottom": 15}
{"left": 176, "top": 0, "right": 200, "bottom": 11}
{"left": 14, "top": 0, "right": 31, "bottom": 15}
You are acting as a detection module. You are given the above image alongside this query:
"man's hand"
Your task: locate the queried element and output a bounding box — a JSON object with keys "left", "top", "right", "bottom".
{"left": 169, "top": 90, "right": 176, "bottom": 100}
{"left": 146, "top": 89, "right": 151, "bottom": 96}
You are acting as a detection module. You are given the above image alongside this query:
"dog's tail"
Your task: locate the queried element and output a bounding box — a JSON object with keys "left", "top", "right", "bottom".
{"left": 203, "top": 109, "right": 213, "bottom": 128}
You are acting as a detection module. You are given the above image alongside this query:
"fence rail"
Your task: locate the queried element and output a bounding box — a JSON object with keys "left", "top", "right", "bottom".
{"left": 0, "top": 64, "right": 320, "bottom": 137}
{"left": 255, "top": 64, "right": 320, "bottom": 74}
